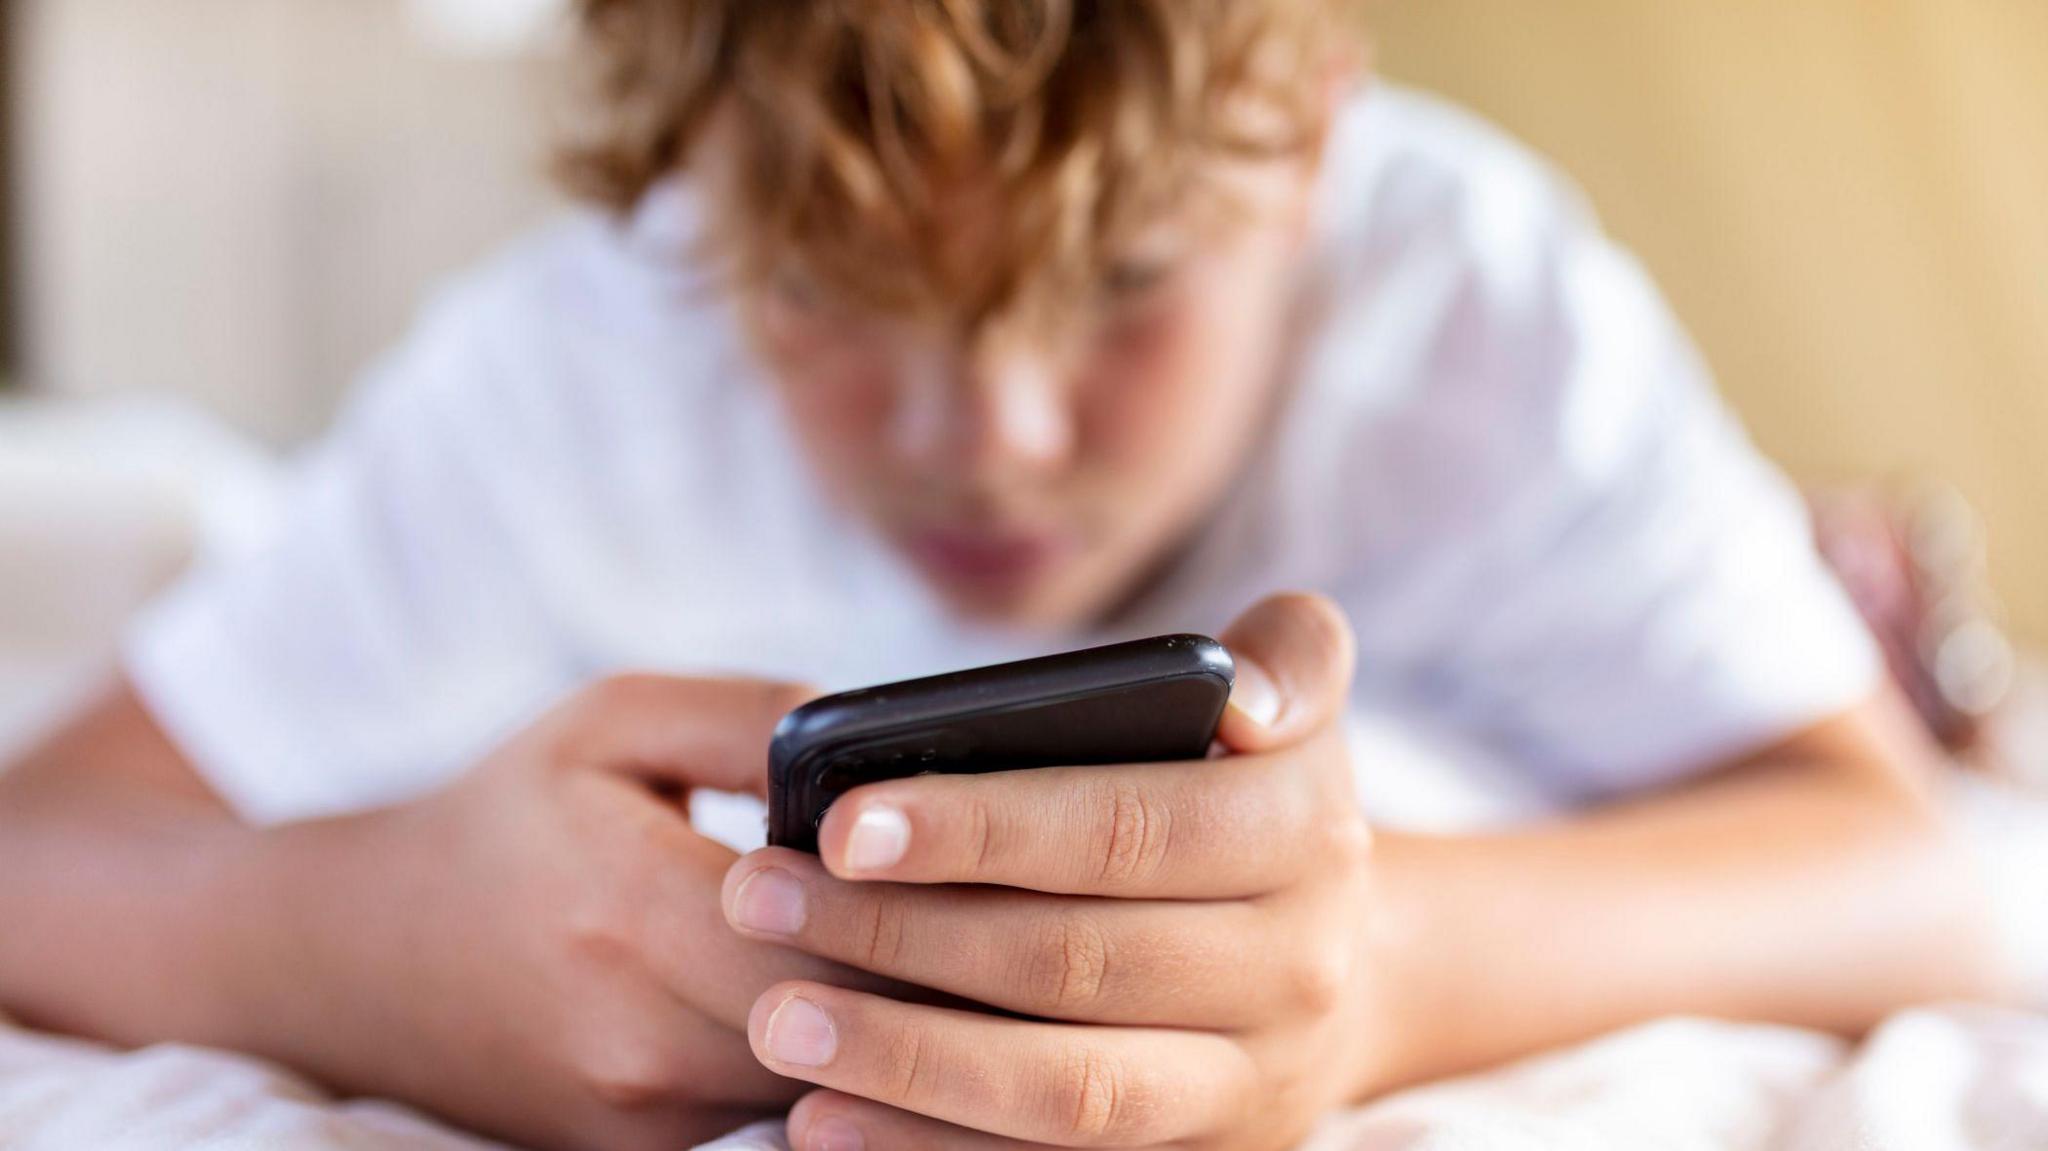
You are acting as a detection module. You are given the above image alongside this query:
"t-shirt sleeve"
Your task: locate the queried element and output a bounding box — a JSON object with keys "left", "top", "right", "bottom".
{"left": 123, "top": 283, "right": 578, "bottom": 824}
{"left": 1320, "top": 169, "right": 1883, "bottom": 800}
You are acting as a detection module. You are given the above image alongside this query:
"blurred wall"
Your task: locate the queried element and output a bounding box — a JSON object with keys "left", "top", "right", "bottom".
{"left": 1364, "top": 0, "right": 2048, "bottom": 640}
{"left": 14, "top": 0, "right": 561, "bottom": 443}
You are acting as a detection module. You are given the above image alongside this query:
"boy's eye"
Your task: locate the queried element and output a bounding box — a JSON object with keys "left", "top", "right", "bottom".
{"left": 772, "top": 268, "right": 824, "bottom": 311}
{"left": 1101, "top": 256, "right": 1181, "bottom": 299}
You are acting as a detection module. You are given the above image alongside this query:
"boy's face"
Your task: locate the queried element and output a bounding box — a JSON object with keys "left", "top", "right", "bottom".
{"left": 738, "top": 159, "right": 1321, "bottom": 630}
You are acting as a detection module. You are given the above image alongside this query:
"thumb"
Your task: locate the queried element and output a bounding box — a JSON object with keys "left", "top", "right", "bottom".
{"left": 544, "top": 673, "right": 820, "bottom": 798}
{"left": 1215, "top": 593, "right": 1357, "bottom": 753}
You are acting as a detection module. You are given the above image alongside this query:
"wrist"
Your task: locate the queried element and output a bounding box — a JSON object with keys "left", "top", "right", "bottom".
{"left": 200, "top": 807, "right": 414, "bottom": 1089}
{"left": 1348, "top": 831, "right": 1463, "bottom": 1100}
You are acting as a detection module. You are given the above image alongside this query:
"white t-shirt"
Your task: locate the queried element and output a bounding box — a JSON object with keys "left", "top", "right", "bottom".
{"left": 124, "top": 87, "right": 1880, "bottom": 831}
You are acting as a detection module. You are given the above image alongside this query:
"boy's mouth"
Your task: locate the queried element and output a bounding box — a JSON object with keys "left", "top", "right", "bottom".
{"left": 899, "top": 523, "right": 1076, "bottom": 592}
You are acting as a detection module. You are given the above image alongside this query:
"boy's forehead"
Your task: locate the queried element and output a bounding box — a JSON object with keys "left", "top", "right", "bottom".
{"left": 694, "top": 107, "right": 1301, "bottom": 297}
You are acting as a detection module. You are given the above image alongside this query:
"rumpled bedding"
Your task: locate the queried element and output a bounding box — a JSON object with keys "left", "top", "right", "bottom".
{"left": 4, "top": 1005, "right": 2045, "bottom": 1150}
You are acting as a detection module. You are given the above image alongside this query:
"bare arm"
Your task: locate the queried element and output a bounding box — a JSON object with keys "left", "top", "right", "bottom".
{"left": 0, "top": 679, "right": 261, "bottom": 1045}
{"left": 1361, "top": 690, "right": 2010, "bottom": 1090}
{"left": 0, "top": 672, "right": 856, "bottom": 1151}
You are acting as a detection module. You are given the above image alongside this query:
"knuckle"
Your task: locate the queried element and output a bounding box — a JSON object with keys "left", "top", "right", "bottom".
{"left": 570, "top": 1033, "right": 680, "bottom": 1111}
{"left": 563, "top": 891, "right": 639, "bottom": 969}
{"left": 1056, "top": 1047, "right": 1151, "bottom": 1144}
{"left": 1096, "top": 778, "right": 1173, "bottom": 888}
{"left": 550, "top": 674, "right": 658, "bottom": 754}
{"left": 1025, "top": 910, "right": 1114, "bottom": 1016}
{"left": 1283, "top": 934, "right": 1353, "bottom": 1016}
{"left": 855, "top": 892, "right": 910, "bottom": 972}
{"left": 752, "top": 678, "right": 817, "bottom": 723}
{"left": 581, "top": 672, "right": 660, "bottom": 715}
{"left": 565, "top": 847, "right": 671, "bottom": 966}
{"left": 884, "top": 1023, "right": 935, "bottom": 1107}
{"left": 965, "top": 793, "right": 998, "bottom": 875}
{"left": 1321, "top": 810, "right": 1374, "bottom": 871}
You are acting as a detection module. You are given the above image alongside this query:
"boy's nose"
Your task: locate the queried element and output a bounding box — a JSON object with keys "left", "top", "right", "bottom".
{"left": 892, "top": 340, "right": 1075, "bottom": 480}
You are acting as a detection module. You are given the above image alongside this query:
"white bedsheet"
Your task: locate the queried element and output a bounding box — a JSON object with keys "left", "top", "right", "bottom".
{"left": 4, "top": 1005, "right": 2044, "bottom": 1150}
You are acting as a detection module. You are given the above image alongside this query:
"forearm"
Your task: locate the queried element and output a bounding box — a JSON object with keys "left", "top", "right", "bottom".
{"left": 0, "top": 679, "right": 350, "bottom": 1064}
{"left": 0, "top": 744, "right": 269, "bottom": 1044}
{"left": 1363, "top": 727, "right": 2007, "bottom": 1092}
{"left": 0, "top": 713, "right": 421, "bottom": 1105}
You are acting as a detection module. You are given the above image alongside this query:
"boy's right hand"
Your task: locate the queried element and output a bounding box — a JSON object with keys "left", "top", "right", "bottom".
{"left": 238, "top": 674, "right": 863, "bottom": 1151}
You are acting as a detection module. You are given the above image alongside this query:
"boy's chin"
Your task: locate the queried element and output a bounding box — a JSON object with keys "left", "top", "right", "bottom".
{"left": 920, "top": 565, "right": 1126, "bottom": 635}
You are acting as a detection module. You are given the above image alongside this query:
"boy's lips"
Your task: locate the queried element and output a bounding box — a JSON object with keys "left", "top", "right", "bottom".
{"left": 900, "top": 524, "right": 1074, "bottom": 589}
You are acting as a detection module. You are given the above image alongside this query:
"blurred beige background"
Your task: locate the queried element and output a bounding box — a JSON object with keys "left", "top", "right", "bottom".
{"left": 12, "top": 0, "right": 561, "bottom": 442}
{"left": 10, "top": 0, "right": 2044, "bottom": 638}
{"left": 1365, "top": 0, "right": 2048, "bottom": 641}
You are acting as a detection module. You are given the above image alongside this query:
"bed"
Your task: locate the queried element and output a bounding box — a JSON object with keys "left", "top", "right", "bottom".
{"left": 4, "top": 1002, "right": 2046, "bottom": 1149}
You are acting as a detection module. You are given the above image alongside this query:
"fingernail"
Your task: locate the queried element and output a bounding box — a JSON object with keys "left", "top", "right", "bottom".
{"left": 730, "top": 868, "right": 806, "bottom": 936}
{"left": 805, "top": 1117, "right": 865, "bottom": 1151}
{"left": 843, "top": 805, "right": 910, "bottom": 873}
{"left": 764, "top": 995, "right": 837, "bottom": 1067}
{"left": 1228, "top": 660, "right": 1283, "bottom": 727}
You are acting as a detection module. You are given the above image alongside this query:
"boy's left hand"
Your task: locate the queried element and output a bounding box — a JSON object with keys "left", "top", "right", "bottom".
{"left": 721, "top": 594, "right": 1386, "bottom": 1151}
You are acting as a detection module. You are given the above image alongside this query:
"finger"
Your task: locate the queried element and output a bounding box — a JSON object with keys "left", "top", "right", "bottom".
{"left": 545, "top": 673, "right": 819, "bottom": 797}
{"left": 668, "top": 1027, "right": 807, "bottom": 1110}
{"left": 724, "top": 848, "right": 1302, "bottom": 1027}
{"left": 815, "top": 726, "right": 1358, "bottom": 897}
{"left": 583, "top": 775, "right": 904, "bottom": 1029}
{"left": 789, "top": 1090, "right": 1041, "bottom": 1151}
{"left": 671, "top": 919, "right": 906, "bottom": 1035}
{"left": 549, "top": 908, "right": 806, "bottom": 1115}
{"left": 1214, "top": 592, "right": 1357, "bottom": 754}
{"left": 748, "top": 982, "right": 1254, "bottom": 1147}
{"left": 589, "top": 973, "right": 806, "bottom": 1111}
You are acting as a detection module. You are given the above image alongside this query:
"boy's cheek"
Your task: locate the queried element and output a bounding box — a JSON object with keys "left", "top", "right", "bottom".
{"left": 758, "top": 361, "right": 901, "bottom": 499}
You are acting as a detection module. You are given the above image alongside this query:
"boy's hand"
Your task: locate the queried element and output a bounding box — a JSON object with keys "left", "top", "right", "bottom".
{"left": 251, "top": 675, "right": 888, "bottom": 1151}
{"left": 720, "top": 594, "right": 1386, "bottom": 1151}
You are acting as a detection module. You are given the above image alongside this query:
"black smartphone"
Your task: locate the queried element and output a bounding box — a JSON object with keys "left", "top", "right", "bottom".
{"left": 767, "top": 634, "right": 1235, "bottom": 852}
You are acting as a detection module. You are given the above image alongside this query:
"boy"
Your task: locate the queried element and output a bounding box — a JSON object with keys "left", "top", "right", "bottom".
{"left": 0, "top": 2, "right": 2008, "bottom": 1149}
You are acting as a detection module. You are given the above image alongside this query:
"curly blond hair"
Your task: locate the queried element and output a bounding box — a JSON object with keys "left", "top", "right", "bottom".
{"left": 558, "top": 0, "right": 1343, "bottom": 324}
